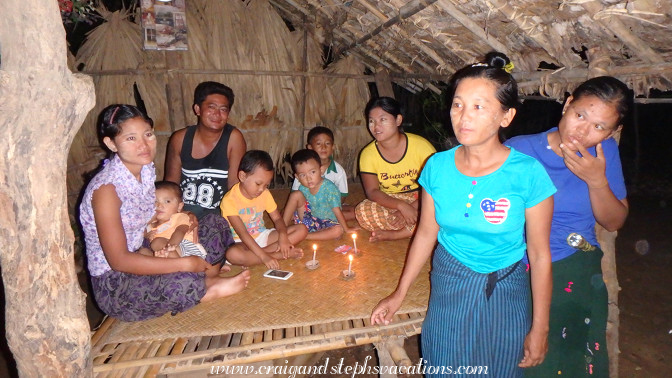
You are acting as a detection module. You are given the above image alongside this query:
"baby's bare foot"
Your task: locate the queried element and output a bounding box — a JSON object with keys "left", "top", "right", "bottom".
{"left": 219, "top": 264, "right": 231, "bottom": 273}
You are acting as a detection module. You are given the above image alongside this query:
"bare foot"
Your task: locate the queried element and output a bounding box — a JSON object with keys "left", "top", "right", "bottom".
{"left": 369, "top": 229, "right": 412, "bottom": 242}
{"left": 287, "top": 247, "right": 303, "bottom": 259}
{"left": 201, "top": 270, "right": 251, "bottom": 302}
{"left": 219, "top": 264, "right": 231, "bottom": 273}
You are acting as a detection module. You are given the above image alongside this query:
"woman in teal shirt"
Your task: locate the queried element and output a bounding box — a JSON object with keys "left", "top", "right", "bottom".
{"left": 371, "top": 52, "right": 555, "bottom": 377}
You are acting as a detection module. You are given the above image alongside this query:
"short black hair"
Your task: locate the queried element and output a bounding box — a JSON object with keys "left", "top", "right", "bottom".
{"left": 155, "top": 181, "right": 182, "bottom": 199}
{"left": 306, "top": 126, "right": 334, "bottom": 145}
{"left": 291, "top": 149, "right": 321, "bottom": 172}
{"left": 239, "top": 150, "right": 274, "bottom": 173}
{"left": 571, "top": 76, "right": 632, "bottom": 125}
{"left": 193, "top": 81, "right": 235, "bottom": 108}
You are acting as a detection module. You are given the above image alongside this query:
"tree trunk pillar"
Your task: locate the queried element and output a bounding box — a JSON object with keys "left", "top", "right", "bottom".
{"left": 0, "top": 0, "right": 95, "bottom": 375}
{"left": 597, "top": 227, "right": 620, "bottom": 378}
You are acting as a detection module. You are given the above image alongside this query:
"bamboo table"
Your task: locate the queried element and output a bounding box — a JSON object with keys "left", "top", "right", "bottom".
{"left": 91, "top": 234, "right": 430, "bottom": 377}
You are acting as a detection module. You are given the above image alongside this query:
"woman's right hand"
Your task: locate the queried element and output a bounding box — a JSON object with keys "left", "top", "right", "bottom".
{"left": 181, "top": 255, "right": 211, "bottom": 272}
{"left": 397, "top": 202, "right": 418, "bottom": 226}
{"left": 370, "top": 292, "right": 404, "bottom": 325}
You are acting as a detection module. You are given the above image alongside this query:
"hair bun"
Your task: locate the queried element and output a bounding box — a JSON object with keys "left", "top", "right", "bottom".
{"left": 485, "top": 51, "right": 510, "bottom": 69}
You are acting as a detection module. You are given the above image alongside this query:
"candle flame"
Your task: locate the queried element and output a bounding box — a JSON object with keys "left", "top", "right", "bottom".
{"left": 352, "top": 233, "right": 357, "bottom": 239}
{"left": 349, "top": 254, "right": 353, "bottom": 262}
{"left": 312, "top": 244, "right": 317, "bottom": 250}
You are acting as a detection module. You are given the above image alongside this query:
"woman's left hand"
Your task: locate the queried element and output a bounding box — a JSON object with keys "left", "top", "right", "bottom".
{"left": 518, "top": 327, "right": 548, "bottom": 368}
{"left": 560, "top": 141, "right": 609, "bottom": 188}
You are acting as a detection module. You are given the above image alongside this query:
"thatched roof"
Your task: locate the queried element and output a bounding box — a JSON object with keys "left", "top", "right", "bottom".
{"left": 269, "top": 0, "right": 672, "bottom": 97}
{"left": 66, "top": 0, "right": 671, "bottom": 208}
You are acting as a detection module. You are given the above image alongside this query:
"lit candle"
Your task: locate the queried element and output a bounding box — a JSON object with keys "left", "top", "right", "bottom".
{"left": 352, "top": 233, "right": 358, "bottom": 254}
{"left": 312, "top": 244, "right": 317, "bottom": 262}
{"left": 348, "top": 254, "right": 353, "bottom": 275}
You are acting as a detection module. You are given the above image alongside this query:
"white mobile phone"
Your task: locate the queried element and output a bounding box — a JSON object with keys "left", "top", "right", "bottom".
{"left": 263, "top": 269, "right": 293, "bottom": 280}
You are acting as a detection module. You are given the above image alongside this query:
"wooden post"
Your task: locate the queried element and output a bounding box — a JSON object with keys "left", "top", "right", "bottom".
{"left": 0, "top": 0, "right": 95, "bottom": 375}
{"left": 374, "top": 336, "right": 413, "bottom": 377}
{"left": 374, "top": 69, "right": 395, "bottom": 98}
{"left": 596, "top": 227, "right": 620, "bottom": 378}
{"left": 588, "top": 48, "right": 620, "bottom": 378}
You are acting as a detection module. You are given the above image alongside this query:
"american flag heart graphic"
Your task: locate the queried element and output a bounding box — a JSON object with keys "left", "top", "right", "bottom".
{"left": 480, "top": 198, "right": 510, "bottom": 224}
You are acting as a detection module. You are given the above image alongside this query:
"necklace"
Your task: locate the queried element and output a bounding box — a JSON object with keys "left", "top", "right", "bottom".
{"left": 464, "top": 180, "right": 477, "bottom": 217}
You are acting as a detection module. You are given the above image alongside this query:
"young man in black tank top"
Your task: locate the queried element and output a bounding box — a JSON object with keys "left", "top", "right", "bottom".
{"left": 165, "top": 81, "right": 247, "bottom": 219}
{"left": 164, "top": 82, "right": 246, "bottom": 266}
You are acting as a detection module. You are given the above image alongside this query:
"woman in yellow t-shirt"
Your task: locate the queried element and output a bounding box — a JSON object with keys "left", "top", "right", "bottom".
{"left": 355, "top": 97, "right": 436, "bottom": 241}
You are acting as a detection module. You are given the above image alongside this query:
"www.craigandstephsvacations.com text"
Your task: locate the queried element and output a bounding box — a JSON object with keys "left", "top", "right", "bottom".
{"left": 210, "top": 356, "right": 489, "bottom": 376}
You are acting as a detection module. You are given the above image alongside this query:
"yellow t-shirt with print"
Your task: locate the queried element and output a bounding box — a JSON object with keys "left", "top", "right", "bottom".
{"left": 219, "top": 183, "right": 277, "bottom": 240}
{"left": 359, "top": 133, "right": 435, "bottom": 194}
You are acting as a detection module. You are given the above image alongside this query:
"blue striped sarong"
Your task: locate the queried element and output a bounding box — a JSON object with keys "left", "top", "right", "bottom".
{"left": 421, "top": 244, "right": 529, "bottom": 377}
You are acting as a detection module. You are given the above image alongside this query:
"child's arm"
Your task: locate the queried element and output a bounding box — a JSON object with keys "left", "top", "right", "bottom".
{"left": 268, "top": 209, "right": 293, "bottom": 258}
{"left": 167, "top": 224, "right": 189, "bottom": 250}
{"left": 227, "top": 215, "right": 279, "bottom": 269}
{"left": 93, "top": 184, "right": 212, "bottom": 275}
{"left": 332, "top": 207, "right": 358, "bottom": 233}
{"left": 282, "top": 191, "right": 304, "bottom": 226}
{"left": 150, "top": 236, "right": 170, "bottom": 252}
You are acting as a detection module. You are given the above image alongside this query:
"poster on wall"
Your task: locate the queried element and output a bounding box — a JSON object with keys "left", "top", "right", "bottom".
{"left": 141, "top": 0, "right": 188, "bottom": 50}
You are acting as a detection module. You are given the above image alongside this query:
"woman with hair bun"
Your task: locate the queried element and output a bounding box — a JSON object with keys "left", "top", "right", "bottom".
{"left": 507, "top": 76, "right": 631, "bottom": 377}
{"left": 371, "top": 52, "right": 554, "bottom": 376}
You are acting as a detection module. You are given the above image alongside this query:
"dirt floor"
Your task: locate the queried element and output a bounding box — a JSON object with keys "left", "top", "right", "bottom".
{"left": 0, "top": 186, "right": 670, "bottom": 377}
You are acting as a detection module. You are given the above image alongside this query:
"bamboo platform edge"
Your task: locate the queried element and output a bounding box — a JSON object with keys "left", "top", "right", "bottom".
{"left": 92, "top": 313, "right": 425, "bottom": 376}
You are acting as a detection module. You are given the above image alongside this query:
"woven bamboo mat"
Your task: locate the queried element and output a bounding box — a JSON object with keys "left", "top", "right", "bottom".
{"left": 105, "top": 231, "right": 430, "bottom": 344}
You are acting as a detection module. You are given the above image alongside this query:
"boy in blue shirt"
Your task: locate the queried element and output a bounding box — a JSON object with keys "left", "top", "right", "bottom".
{"left": 284, "top": 149, "right": 357, "bottom": 240}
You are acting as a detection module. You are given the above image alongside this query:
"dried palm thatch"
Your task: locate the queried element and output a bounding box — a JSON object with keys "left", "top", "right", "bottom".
{"left": 68, "top": 6, "right": 144, "bottom": 209}
{"left": 324, "top": 55, "right": 371, "bottom": 177}
{"left": 271, "top": 0, "right": 672, "bottom": 97}
{"left": 294, "top": 31, "right": 371, "bottom": 177}
{"left": 69, "top": 0, "right": 373, "bottom": 210}
{"left": 239, "top": 106, "right": 299, "bottom": 186}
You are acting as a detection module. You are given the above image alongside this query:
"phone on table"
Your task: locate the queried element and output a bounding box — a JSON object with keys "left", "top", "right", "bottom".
{"left": 263, "top": 269, "right": 293, "bottom": 280}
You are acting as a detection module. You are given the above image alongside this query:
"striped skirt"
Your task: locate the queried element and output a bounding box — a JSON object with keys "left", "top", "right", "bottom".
{"left": 421, "top": 244, "right": 529, "bottom": 378}
{"left": 354, "top": 191, "right": 418, "bottom": 232}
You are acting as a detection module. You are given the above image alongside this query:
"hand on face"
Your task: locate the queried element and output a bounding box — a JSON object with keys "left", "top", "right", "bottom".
{"left": 559, "top": 141, "right": 609, "bottom": 188}
{"left": 558, "top": 95, "right": 620, "bottom": 150}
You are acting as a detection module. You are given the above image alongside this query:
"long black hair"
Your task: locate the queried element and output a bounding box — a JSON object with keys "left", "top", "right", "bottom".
{"left": 449, "top": 51, "right": 519, "bottom": 111}
{"left": 98, "top": 104, "right": 153, "bottom": 148}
